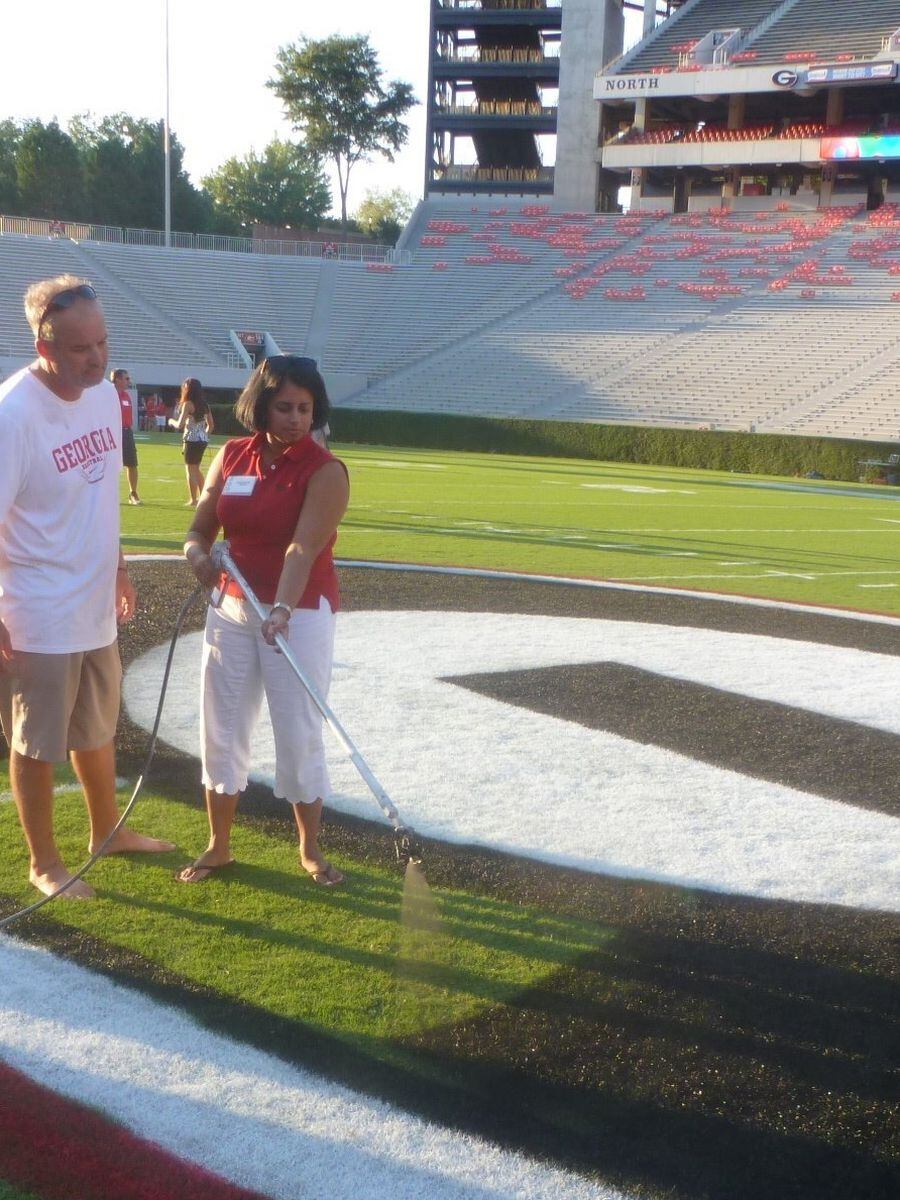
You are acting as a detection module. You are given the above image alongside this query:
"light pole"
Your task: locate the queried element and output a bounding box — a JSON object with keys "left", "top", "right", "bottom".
{"left": 163, "top": 0, "right": 172, "bottom": 247}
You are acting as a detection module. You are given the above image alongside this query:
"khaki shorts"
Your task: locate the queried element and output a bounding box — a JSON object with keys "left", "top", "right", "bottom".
{"left": 0, "top": 642, "right": 122, "bottom": 762}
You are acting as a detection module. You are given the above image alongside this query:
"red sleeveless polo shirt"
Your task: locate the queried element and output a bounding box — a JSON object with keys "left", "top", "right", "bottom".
{"left": 216, "top": 432, "right": 344, "bottom": 610}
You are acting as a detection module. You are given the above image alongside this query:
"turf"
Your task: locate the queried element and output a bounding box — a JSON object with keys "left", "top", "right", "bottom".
{"left": 122, "top": 433, "right": 900, "bottom": 614}
{"left": 0, "top": 771, "right": 606, "bottom": 1054}
{"left": 0, "top": 1185, "right": 39, "bottom": 1200}
{"left": 2, "top": 454, "right": 899, "bottom": 1199}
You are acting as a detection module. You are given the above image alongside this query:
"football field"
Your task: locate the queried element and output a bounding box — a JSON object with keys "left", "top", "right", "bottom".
{"left": 124, "top": 433, "right": 900, "bottom": 614}
{"left": 1, "top": 435, "right": 897, "bottom": 1200}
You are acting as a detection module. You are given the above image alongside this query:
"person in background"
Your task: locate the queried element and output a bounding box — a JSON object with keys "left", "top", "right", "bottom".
{"left": 169, "top": 377, "right": 215, "bottom": 507}
{"left": 177, "top": 355, "right": 348, "bottom": 887}
{"left": 111, "top": 368, "right": 141, "bottom": 505}
{"left": 0, "top": 275, "right": 174, "bottom": 899}
{"left": 310, "top": 418, "right": 330, "bottom": 449}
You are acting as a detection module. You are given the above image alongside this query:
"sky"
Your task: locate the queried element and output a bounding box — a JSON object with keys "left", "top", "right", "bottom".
{"left": 2, "top": 0, "right": 432, "bottom": 219}
{"left": 1, "top": 1, "right": 645, "bottom": 226}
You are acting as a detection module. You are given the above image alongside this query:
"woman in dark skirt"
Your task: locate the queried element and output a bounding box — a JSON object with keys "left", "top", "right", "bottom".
{"left": 170, "top": 377, "right": 215, "bottom": 506}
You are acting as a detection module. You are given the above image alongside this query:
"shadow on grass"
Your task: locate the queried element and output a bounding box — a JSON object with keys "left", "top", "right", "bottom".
{"left": 86, "top": 857, "right": 604, "bottom": 1012}
{"left": 5, "top": 893, "right": 896, "bottom": 1200}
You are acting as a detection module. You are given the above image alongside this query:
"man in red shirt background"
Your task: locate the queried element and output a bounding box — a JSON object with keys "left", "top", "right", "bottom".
{"left": 111, "top": 367, "right": 141, "bottom": 505}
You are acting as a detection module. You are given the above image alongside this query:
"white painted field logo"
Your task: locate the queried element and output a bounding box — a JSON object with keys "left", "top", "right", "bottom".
{"left": 125, "top": 607, "right": 900, "bottom": 913}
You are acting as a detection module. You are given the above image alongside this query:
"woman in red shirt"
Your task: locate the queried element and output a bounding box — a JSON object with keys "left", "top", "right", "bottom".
{"left": 178, "top": 356, "right": 349, "bottom": 886}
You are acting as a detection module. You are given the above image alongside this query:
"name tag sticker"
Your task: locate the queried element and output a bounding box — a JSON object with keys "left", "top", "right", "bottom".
{"left": 223, "top": 475, "right": 256, "bottom": 496}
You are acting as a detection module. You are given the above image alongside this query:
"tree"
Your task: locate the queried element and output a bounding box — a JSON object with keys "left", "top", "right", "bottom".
{"left": 355, "top": 186, "right": 415, "bottom": 245}
{"left": 202, "top": 139, "right": 331, "bottom": 230}
{"left": 269, "top": 34, "right": 416, "bottom": 228}
{"left": 69, "top": 112, "right": 216, "bottom": 233}
{"left": 16, "top": 120, "right": 85, "bottom": 220}
{"left": 0, "top": 120, "right": 20, "bottom": 212}
{"left": 71, "top": 115, "right": 136, "bottom": 227}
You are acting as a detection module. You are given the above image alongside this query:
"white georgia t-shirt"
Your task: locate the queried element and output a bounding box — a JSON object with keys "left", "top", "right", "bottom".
{"left": 0, "top": 367, "right": 122, "bottom": 653}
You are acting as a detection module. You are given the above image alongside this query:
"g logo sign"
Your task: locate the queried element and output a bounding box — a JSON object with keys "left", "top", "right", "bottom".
{"left": 773, "top": 68, "right": 799, "bottom": 87}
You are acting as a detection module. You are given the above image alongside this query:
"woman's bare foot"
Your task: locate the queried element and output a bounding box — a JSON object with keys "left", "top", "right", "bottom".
{"left": 29, "top": 864, "right": 95, "bottom": 899}
{"left": 90, "top": 828, "right": 176, "bottom": 856}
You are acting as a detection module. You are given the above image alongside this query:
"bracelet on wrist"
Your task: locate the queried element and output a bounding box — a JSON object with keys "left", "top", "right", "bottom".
{"left": 270, "top": 602, "right": 292, "bottom": 620}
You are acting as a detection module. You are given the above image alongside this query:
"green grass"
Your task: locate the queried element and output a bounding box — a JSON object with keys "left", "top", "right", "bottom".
{"left": 0, "top": 768, "right": 606, "bottom": 1059}
{"left": 123, "top": 432, "right": 900, "bottom": 614}
{"left": 3, "top": 435, "right": 896, "bottom": 1198}
{"left": 0, "top": 1186, "right": 39, "bottom": 1200}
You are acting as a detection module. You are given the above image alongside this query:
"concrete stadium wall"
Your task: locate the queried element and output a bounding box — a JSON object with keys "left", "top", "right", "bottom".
{"left": 555, "top": 0, "right": 624, "bottom": 210}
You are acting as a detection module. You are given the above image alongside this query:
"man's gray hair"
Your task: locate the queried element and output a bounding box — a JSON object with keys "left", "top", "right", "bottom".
{"left": 23, "top": 274, "right": 94, "bottom": 340}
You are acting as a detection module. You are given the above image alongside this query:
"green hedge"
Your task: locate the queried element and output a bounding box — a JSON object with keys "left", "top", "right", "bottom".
{"left": 208, "top": 403, "right": 244, "bottom": 436}
{"left": 329, "top": 408, "right": 897, "bottom": 483}
{"left": 208, "top": 402, "right": 896, "bottom": 483}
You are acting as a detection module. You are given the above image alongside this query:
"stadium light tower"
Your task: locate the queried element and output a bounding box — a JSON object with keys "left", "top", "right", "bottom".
{"left": 163, "top": 0, "right": 172, "bottom": 248}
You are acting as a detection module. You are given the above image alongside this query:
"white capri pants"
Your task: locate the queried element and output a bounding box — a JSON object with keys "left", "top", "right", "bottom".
{"left": 200, "top": 593, "right": 336, "bottom": 805}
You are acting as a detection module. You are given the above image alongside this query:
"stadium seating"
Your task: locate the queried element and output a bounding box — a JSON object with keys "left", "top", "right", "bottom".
{"left": 77, "top": 241, "right": 321, "bottom": 365}
{"left": 3, "top": 198, "right": 900, "bottom": 442}
{"left": 0, "top": 235, "right": 219, "bottom": 369}
{"left": 0, "top": 232, "right": 323, "bottom": 376}
{"left": 611, "top": 0, "right": 900, "bottom": 75}
{"left": 741, "top": 0, "right": 900, "bottom": 65}
{"left": 614, "top": 0, "right": 782, "bottom": 73}
{"left": 319, "top": 202, "right": 634, "bottom": 383}
{"left": 338, "top": 201, "right": 900, "bottom": 440}
{"left": 613, "top": 121, "right": 877, "bottom": 148}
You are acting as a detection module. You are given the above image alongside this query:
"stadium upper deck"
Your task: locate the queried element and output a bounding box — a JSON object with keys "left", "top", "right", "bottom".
{"left": 597, "top": 0, "right": 900, "bottom": 215}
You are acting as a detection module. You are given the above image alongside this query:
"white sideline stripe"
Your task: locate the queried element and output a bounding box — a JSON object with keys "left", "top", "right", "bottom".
{"left": 361, "top": 499, "right": 896, "bottom": 512}
{"left": 571, "top": 532, "right": 900, "bottom": 537}
{"left": 606, "top": 569, "right": 900, "bottom": 584}
{"left": 0, "top": 939, "right": 625, "bottom": 1200}
{"left": 124, "top": 556, "right": 900, "bottom": 627}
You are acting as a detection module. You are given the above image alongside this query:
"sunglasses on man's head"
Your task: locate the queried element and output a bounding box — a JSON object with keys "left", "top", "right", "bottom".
{"left": 263, "top": 354, "right": 317, "bottom": 371}
{"left": 37, "top": 284, "right": 98, "bottom": 335}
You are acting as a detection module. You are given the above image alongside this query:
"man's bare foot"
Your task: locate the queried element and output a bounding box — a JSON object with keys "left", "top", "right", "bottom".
{"left": 29, "top": 864, "right": 95, "bottom": 900}
{"left": 90, "top": 828, "right": 176, "bottom": 856}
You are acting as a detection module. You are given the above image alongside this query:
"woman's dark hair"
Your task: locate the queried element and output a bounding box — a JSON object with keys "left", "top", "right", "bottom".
{"left": 234, "top": 356, "right": 330, "bottom": 433}
{"left": 179, "top": 377, "right": 208, "bottom": 418}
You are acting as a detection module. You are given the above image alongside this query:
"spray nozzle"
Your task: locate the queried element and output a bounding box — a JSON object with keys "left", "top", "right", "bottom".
{"left": 394, "top": 826, "right": 421, "bottom": 867}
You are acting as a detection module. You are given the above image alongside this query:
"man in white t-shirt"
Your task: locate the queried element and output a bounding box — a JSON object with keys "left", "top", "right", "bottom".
{"left": 0, "top": 275, "right": 174, "bottom": 900}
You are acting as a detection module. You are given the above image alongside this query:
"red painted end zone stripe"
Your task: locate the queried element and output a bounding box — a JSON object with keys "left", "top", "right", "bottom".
{"left": 0, "top": 1061, "right": 268, "bottom": 1200}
